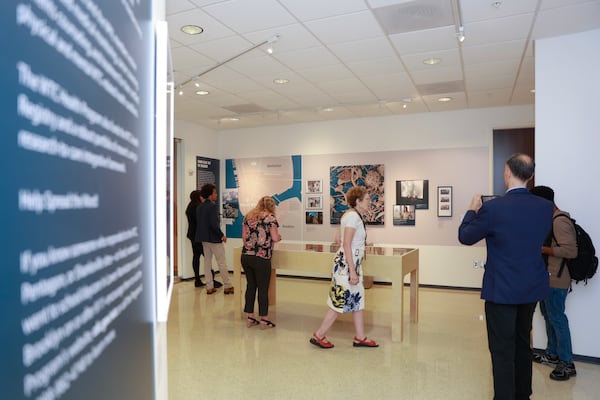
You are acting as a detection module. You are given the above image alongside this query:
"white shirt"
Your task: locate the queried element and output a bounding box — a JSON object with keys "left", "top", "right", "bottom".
{"left": 340, "top": 210, "right": 366, "bottom": 251}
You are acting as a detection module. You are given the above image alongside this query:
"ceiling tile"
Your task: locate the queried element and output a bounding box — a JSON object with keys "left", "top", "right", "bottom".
{"left": 533, "top": 1, "right": 600, "bottom": 39}
{"left": 467, "top": 88, "right": 512, "bottom": 108}
{"left": 171, "top": 46, "right": 216, "bottom": 71}
{"left": 329, "top": 37, "right": 397, "bottom": 63}
{"left": 304, "top": 11, "right": 385, "bottom": 44}
{"left": 278, "top": 0, "right": 367, "bottom": 21}
{"left": 226, "top": 55, "right": 293, "bottom": 78}
{"left": 410, "top": 65, "right": 463, "bottom": 85}
{"left": 464, "top": 13, "right": 534, "bottom": 46}
{"left": 168, "top": 8, "right": 235, "bottom": 45}
{"left": 275, "top": 46, "right": 340, "bottom": 69}
{"left": 203, "top": 0, "right": 297, "bottom": 33}
{"left": 188, "top": 36, "right": 256, "bottom": 63}
{"left": 166, "top": 0, "right": 197, "bottom": 16}
{"left": 460, "top": 0, "right": 538, "bottom": 23}
{"left": 242, "top": 24, "right": 322, "bottom": 53}
{"left": 389, "top": 25, "right": 457, "bottom": 54}
{"left": 346, "top": 57, "right": 406, "bottom": 77}
{"left": 401, "top": 48, "right": 461, "bottom": 71}
{"left": 296, "top": 64, "right": 356, "bottom": 84}
{"left": 462, "top": 40, "right": 526, "bottom": 65}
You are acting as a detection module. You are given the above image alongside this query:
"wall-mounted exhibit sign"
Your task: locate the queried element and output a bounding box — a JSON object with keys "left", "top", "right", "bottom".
{"left": 1, "top": 1, "right": 155, "bottom": 399}
{"left": 225, "top": 155, "right": 302, "bottom": 239}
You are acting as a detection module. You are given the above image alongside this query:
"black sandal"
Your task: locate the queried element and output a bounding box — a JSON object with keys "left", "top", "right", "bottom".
{"left": 246, "top": 316, "right": 259, "bottom": 328}
{"left": 260, "top": 319, "right": 276, "bottom": 329}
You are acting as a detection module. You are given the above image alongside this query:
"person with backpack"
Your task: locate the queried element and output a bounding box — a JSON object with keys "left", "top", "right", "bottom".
{"left": 530, "top": 186, "right": 578, "bottom": 381}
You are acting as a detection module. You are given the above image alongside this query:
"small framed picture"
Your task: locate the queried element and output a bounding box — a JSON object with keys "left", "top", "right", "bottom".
{"left": 396, "top": 179, "right": 429, "bottom": 209}
{"left": 437, "top": 186, "right": 453, "bottom": 217}
{"left": 306, "top": 179, "right": 322, "bottom": 193}
{"left": 393, "top": 204, "right": 416, "bottom": 226}
{"left": 305, "top": 195, "right": 322, "bottom": 210}
{"left": 305, "top": 211, "right": 323, "bottom": 225}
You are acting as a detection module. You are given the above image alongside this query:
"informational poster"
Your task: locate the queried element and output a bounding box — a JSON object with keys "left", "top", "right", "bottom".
{"left": 225, "top": 155, "right": 302, "bottom": 239}
{"left": 1, "top": 2, "right": 155, "bottom": 399}
{"left": 196, "top": 156, "right": 220, "bottom": 191}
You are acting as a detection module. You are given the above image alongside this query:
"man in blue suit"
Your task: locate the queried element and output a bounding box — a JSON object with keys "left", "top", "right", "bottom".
{"left": 459, "top": 154, "right": 553, "bottom": 400}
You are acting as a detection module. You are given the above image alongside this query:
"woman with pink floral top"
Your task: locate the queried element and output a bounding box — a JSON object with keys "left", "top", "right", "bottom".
{"left": 241, "top": 196, "right": 282, "bottom": 329}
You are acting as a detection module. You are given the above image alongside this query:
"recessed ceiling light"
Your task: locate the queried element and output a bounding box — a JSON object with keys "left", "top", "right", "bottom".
{"left": 530, "top": 89, "right": 536, "bottom": 93}
{"left": 423, "top": 57, "right": 441, "bottom": 65}
{"left": 438, "top": 97, "right": 453, "bottom": 102}
{"left": 322, "top": 107, "right": 334, "bottom": 112}
{"left": 403, "top": 104, "right": 407, "bottom": 109}
{"left": 222, "top": 117, "right": 239, "bottom": 122}
{"left": 195, "top": 90, "right": 209, "bottom": 96}
{"left": 273, "top": 78, "right": 289, "bottom": 84}
{"left": 181, "top": 25, "right": 203, "bottom": 35}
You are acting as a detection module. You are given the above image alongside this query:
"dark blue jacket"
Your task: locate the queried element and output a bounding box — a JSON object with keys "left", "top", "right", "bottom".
{"left": 458, "top": 188, "right": 553, "bottom": 304}
{"left": 195, "top": 201, "right": 224, "bottom": 243}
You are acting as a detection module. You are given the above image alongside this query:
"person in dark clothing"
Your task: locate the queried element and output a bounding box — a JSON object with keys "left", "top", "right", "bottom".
{"left": 185, "top": 190, "right": 221, "bottom": 288}
{"left": 458, "top": 154, "right": 553, "bottom": 400}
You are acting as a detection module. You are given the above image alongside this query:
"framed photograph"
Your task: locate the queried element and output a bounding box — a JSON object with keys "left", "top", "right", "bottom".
{"left": 396, "top": 179, "right": 429, "bottom": 209}
{"left": 330, "top": 164, "right": 385, "bottom": 224}
{"left": 437, "top": 186, "right": 453, "bottom": 217}
{"left": 306, "top": 179, "right": 322, "bottom": 193}
{"left": 305, "top": 195, "right": 322, "bottom": 210}
{"left": 393, "top": 204, "right": 416, "bottom": 226}
{"left": 305, "top": 211, "right": 323, "bottom": 225}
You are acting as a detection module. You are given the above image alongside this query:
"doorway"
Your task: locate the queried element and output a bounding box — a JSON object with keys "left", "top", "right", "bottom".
{"left": 492, "top": 128, "right": 535, "bottom": 195}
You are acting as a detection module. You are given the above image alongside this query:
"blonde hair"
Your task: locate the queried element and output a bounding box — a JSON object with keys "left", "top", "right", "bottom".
{"left": 245, "top": 196, "right": 276, "bottom": 220}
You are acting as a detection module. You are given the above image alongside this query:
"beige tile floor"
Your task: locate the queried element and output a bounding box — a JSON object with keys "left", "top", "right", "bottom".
{"left": 167, "top": 275, "right": 599, "bottom": 400}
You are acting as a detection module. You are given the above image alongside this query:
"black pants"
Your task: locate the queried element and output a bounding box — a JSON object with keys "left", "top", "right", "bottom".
{"left": 485, "top": 301, "right": 536, "bottom": 400}
{"left": 190, "top": 240, "right": 203, "bottom": 280}
{"left": 241, "top": 254, "right": 271, "bottom": 317}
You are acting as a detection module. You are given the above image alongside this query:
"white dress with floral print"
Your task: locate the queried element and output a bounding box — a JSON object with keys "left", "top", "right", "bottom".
{"left": 326, "top": 210, "right": 366, "bottom": 313}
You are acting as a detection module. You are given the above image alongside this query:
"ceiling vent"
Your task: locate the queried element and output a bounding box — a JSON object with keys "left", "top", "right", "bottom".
{"left": 373, "top": 0, "right": 454, "bottom": 35}
{"left": 416, "top": 80, "right": 464, "bottom": 95}
{"left": 222, "top": 103, "right": 268, "bottom": 114}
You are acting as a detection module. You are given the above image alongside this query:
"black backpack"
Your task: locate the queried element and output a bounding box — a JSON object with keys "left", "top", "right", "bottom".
{"left": 553, "top": 214, "right": 598, "bottom": 285}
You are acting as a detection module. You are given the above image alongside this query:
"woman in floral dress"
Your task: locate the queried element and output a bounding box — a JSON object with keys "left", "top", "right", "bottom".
{"left": 241, "top": 196, "right": 281, "bottom": 328}
{"left": 310, "top": 186, "right": 379, "bottom": 349}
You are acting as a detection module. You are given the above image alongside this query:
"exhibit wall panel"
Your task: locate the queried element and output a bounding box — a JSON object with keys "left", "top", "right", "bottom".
{"left": 533, "top": 29, "right": 600, "bottom": 358}
{"left": 214, "top": 106, "right": 533, "bottom": 289}
{"left": 1, "top": 1, "right": 157, "bottom": 399}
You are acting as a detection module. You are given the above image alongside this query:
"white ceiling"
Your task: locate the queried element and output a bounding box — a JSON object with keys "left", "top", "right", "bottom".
{"left": 167, "top": 0, "right": 600, "bottom": 130}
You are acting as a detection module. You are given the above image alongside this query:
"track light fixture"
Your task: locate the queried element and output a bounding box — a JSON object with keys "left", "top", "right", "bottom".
{"left": 452, "top": 0, "right": 465, "bottom": 43}
{"left": 176, "top": 34, "right": 280, "bottom": 91}
{"left": 457, "top": 26, "right": 465, "bottom": 43}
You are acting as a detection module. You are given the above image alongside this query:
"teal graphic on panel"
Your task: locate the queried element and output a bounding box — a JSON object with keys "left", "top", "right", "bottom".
{"left": 226, "top": 155, "right": 302, "bottom": 238}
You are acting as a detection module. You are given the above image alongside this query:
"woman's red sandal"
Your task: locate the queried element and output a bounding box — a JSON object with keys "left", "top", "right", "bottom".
{"left": 353, "top": 336, "right": 379, "bottom": 347}
{"left": 310, "top": 333, "right": 334, "bottom": 349}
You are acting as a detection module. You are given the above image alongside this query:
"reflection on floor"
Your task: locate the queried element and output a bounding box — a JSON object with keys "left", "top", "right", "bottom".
{"left": 167, "top": 275, "right": 600, "bottom": 400}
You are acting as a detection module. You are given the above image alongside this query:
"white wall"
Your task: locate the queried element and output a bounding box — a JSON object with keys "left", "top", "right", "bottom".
{"left": 533, "top": 29, "right": 600, "bottom": 358}
{"left": 174, "top": 120, "right": 220, "bottom": 279}
{"left": 218, "top": 105, "right": 533, "bottom": 157}
{"left": 211, "top": 105, "right": 533, "bottom": 288}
